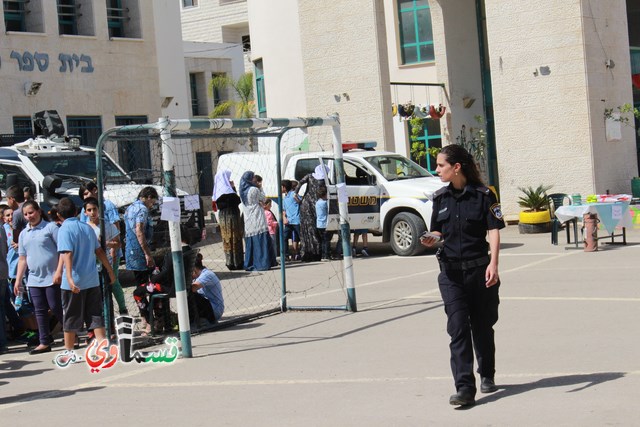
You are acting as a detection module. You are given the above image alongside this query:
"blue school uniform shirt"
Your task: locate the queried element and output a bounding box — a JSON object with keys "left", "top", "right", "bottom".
{"left": 57, "top": 218, "right": 100, "bottom": 291}
{"left": 18, "top": 220, "right": 59, "bottom": 287}
{"left": 4, "top": 223, "right": 18, "bottom": 278}
{"left": 283, "top": 190, "right": 300, "bottom": 225}
{"left": 315, "top": 199, "right": 328, "bottom": 228}
{"left": 124, "top": 199, "right": 153, "bottom": 271}
{"left": 194, "top": 268, "right": 224, "bottom": 321}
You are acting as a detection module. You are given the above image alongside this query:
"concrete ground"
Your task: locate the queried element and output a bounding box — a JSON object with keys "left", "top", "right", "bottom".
{"left": 1, "top": 224, "right": 639, "bottom": 426}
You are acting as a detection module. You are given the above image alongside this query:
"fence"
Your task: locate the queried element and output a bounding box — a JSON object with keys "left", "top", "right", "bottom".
{"left": 95, "top": 116, "right": 356, "bottom": 356}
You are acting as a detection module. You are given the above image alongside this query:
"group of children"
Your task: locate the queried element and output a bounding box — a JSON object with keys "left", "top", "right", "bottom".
{"left": 0, "top": 184, "right": 116, "bottom": 355}
{"left": 260, "top": 178, "right": 370, "bottom": 262}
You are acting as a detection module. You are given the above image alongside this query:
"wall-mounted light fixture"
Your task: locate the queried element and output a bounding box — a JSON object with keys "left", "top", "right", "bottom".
{"left": 24, "top": 82, "right": 43, "bottom": 96}
{"left": 462, "top": 97, "right": 475, "bottom": 109}
{"left": 161, "top": 96, "right": 174, "bottom": 108}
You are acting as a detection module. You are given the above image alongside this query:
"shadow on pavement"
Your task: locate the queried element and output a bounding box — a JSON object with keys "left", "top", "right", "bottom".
{"left": 0, "top": 386, "right": 105, "bottom": 405}
{"left": 193, "top": 301, "right": 443, "bottom": 357}
{"left": 476, "top": 372, "right": 626, "bottom": 406}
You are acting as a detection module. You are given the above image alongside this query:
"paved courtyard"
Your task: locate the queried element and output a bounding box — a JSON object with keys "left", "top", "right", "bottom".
{"left": 1, "top": 224, "right": 639, "bottom": 426}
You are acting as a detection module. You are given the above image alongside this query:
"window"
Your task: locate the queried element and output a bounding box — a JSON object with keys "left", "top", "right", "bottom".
{"left": 57, "top": 0, "right": 78, "bottom": 34}
{"left": 190, "top": 73, "right": 200, "bottom": 116}
{"left": 13, "top": 117, "right": 33, "bottom": 136}
{"left": 115, "top": 116, "right": 152, "bottom": 184}
{"left": 242, "top": 35, "right": 251, "bottom": 54}
{"left": 397, "top": 0, "right": 435, "bottom": 64}
{"left": 196, "top": 152, "right": 213, "bottom": 195}
{"left": 4, "top": 0, "right": 44, "bottom": 32}
{"left": 0, "top": 164, "right": 34, "bottom": 193}
{"left": 57, "top": 0, "right": 94, "bottom": 36}
{"left": 254, "top": 59, "right": 267, "bottom": 118}
{"left": 211, "top": 72, "right": 227, "bottom": 108}
{"left": 66, "top": 116, "right": 102, "bottom": 147}
{"left": 182, "top": 0, "right": 197, "bottom": 7}
{"left": 106, "top": 0, "right": 141, "bottom": 39}
{"left": 408, "top": 118, "right": 441, "bottom": 173}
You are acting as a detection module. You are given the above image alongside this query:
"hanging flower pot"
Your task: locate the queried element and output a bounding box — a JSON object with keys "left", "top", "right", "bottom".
{"left": 399, "top": 102, "right": 415, "bottom": 118}
{"left": 391, "top": 103, "right": 398, "bottom": 117}
{"left": 413, "top": 105, "right": 428, "bottom": 119}
{"left": 428, "top": 104, "right": 446, "bottom": 120}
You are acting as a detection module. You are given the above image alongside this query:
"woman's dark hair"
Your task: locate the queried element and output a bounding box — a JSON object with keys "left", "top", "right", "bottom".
{"left": 22, "top": 200, "right": 49, "bottom": 221}
{"left": 83, "top": 197, "right": 99, "bottom": 210}
{"left": 195, "top": 252, "right": 205, "bottom": 270}
{"left": 138, "top": 186, "right": 159, "bottom": 200}
{"left": 439, "top": 145, "right": 483, "bottom": 186}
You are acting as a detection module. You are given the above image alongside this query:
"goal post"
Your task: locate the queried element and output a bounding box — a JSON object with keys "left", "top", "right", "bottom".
{"left": 95, "top": 116, "right": 357, "bottom": 355}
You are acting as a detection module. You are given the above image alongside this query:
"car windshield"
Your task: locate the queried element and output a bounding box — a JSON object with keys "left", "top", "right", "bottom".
{"left": 29, "top": 151, "right": 130, "bottom": 183}
{"left": 366, "top": 155, "right": 434, "bottom": 181}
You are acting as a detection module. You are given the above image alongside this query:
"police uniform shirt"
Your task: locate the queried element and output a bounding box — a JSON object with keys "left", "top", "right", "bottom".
{"left": 430, "top": 183, "right": 505, "bottom": 261}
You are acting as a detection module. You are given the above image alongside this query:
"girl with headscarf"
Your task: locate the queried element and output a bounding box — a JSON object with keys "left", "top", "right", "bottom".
{"left": 239, "top": 171, "right": 277, "bottom": 271}
{"left": 212, "top": 169, "right": 244, "bottom": 270}
{"left": 294, "top": 164, "right": 328, "bottom": 262}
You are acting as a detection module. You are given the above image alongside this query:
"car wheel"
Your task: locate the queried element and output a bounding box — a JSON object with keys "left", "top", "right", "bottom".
{"left": 390, "top": 212, "right": 427, "bottom": 256}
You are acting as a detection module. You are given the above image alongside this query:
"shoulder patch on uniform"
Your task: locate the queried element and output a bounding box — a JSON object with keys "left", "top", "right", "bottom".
{"left": 433, "top": 186, "right": 448, "bottom": 199}
{"left": 490, "top": 203, "right": 504, "bottom": 221}
{"left": 476, "top": 186, "right": 491, "bottom": 195}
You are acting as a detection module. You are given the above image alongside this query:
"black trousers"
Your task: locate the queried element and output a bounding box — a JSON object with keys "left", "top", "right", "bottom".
{"left": 438, "top": 265, "right": 500, "bottom": 394}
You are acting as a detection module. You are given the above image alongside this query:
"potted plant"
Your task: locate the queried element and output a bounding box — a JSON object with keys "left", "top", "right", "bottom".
{"left": 518, "top": 184, "right": 553, "bottom": 234}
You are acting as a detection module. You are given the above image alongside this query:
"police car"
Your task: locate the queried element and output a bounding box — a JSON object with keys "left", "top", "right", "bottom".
{"left": 218, "top": 141, "right": 446, "bottom": 256}
{"left": 0, "top": 136, "right": 204, "bottom": 250}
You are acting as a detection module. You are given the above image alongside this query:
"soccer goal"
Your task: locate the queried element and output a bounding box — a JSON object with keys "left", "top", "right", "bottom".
{"left": 95, "top": 116, "right": 357, "bottom": 355}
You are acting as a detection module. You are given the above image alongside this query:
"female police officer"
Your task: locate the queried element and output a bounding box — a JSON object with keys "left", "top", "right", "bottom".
{"left": 421, "top": 144, "right": 504, "bottom": 407}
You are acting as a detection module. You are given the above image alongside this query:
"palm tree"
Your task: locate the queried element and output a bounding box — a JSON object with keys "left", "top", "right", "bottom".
{"left": 208, "top": 72, "right": 256, "bottom": 118}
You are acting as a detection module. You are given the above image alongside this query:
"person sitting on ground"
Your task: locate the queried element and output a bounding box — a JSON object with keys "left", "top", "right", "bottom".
{"left": 190, "top": 253, "right": 224, "bottom": 325}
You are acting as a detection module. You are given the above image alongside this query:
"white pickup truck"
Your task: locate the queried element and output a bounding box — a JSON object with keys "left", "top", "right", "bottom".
{"left": 217, "top": 142, "right": 446, "bottom": 256}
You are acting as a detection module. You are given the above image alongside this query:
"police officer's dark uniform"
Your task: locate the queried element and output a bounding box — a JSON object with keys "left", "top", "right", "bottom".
{"left": 430, "top": 182, "right": 505, "bottom": 405}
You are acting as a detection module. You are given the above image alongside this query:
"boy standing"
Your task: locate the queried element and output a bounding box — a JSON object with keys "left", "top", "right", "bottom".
{"left": 56, "top": 198, "right": 116, "bottom": 351}
{"left": 281, "top": 180, "right": 301, "bottom": 260}
{"left": 315, "top": 186, "right": 331, "bottom": 261}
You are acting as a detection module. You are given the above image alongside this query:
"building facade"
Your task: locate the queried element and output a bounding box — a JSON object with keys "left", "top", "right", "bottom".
{"left": 246, "top": 0, "right": 639, "bottom": 218}
{"left": 0, "top": 0, "right": 198, "bottom": 193}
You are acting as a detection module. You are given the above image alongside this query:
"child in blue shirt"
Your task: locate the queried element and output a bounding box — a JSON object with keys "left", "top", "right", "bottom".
{"left": 56, "top": 197, "right": 116, "bottom": 351}
{"left": 282, "top": 180, "right": 301, "bottom": 260}
{"left": 191, "top": 254, "right": 224, "bottom": 324}
{"left": 315, "top": 186, "right": 330, "bottom": 261}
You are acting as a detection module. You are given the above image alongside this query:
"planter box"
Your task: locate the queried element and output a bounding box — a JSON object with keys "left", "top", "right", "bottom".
{"left": 519, "top": 210, "right": 552, "bottom": 234}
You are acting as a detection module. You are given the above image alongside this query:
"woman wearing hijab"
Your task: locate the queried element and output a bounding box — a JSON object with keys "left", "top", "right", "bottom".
{"left": 212, "top": 169, "right": 244, "bottom": 270}
{"left": 295, "top": 164, "right": 328, "bottom": 262}
{"left": 239, "top": 171, "right": 277, "bottom": 271}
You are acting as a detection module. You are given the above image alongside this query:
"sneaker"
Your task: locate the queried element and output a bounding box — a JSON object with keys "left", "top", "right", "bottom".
{"left": 294, "top": 254, "right": 301, "bottom": 261}
{"left": 321, "top": 258, "right": 331, "bottom": 262}
{"left": 352, "top": 247, "right": 358, "bottom": 256}
{"left": 361, "top": 248, "right": 370, "bottom": 257}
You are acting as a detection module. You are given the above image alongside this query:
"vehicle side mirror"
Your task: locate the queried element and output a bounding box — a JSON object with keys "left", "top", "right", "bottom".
{"left": 43, "top": 174, "right": 62, "bottom": 194}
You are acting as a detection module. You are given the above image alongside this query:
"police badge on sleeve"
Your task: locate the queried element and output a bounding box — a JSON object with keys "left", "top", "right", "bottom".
{"left": 490, "top": 203, "right": 504, "bottom": 220}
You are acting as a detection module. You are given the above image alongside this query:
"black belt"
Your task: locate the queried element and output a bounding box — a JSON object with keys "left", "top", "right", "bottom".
{"left": 439, "top": 255, "right": 490, "bottom": 271}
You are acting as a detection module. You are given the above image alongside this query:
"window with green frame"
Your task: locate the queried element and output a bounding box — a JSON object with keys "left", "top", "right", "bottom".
{"left": 57, "top": 0, "right": 78, "bottom": 35}
{"left": 409, "top": 118, "right": 441, "bottom": 173}
{"left": 66, "top": 116, "right": 102, "bottom": 147}
{"left": 4, "top": 0, "right": 28, "bottom": 32}
{"left": 398, "top": 0, "right": 435, "bottom": 64}
{"left": 254, "top": 59, "right": 267, "bottom": 118}
{"left": 106, "top": 0, "right": 125, "bottom": 38}
{"left": 190, "top": 73, "right": 200, "bottom": 116}
{"left": 12, "top": 116, "right": 34, "bottom": 136}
